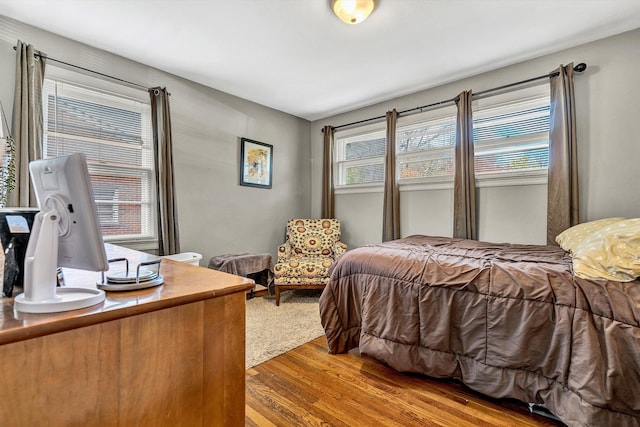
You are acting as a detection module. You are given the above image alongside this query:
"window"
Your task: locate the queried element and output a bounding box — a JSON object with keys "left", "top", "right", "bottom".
{"left": 472, "top": 84, "right": 550, "bottom": 183}
{"left": 334, "top": 85, "right": 550, "bottom": 192}
{"left": 335, "top": 126, "right": 386, "bottom": 187}
{"left": 42, "top": 67, "right": 157, "bottom": 245}
{"left": 396, "top": 106, "right": 457, "bottom": 183}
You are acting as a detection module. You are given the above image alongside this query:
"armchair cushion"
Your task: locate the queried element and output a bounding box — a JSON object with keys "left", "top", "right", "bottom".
{"left": 273, "top": 256, "right": 334, "bottom": 285}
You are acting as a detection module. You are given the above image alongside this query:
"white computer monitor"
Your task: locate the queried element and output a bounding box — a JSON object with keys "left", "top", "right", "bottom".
{"left": 14, "top": 153, "right": 109, "bottom": 313}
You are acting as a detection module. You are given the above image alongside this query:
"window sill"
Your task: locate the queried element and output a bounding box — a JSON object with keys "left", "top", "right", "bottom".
{"left": 475, "top": 170, "right": 547, "bottom": 188}
{"left": 104, "top": 238, "right": 159, "bottom": 253}
{"left": 335, "top": 170, "right": 547, "bottom": 194}
{"left": 335, "top": 182, "right": 384, "bottom": 195}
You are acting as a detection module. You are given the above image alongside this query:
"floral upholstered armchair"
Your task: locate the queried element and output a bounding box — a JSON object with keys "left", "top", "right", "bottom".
{"left": 273, "top": 219, "right": 347, "bottom": 306}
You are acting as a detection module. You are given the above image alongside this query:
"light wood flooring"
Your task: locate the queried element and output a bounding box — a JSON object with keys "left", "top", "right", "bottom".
{"left": 246, "top": 337, "right": 565, "bottom": 427}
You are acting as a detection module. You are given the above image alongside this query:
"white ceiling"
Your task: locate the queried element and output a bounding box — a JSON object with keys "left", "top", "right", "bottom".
{"left": 1, "top": 0, "right": 640, "bottom": 121}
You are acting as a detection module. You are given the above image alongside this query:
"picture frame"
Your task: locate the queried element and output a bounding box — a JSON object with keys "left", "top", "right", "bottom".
{"left": 240, "top": 137, "right": 273, "bottom": 189}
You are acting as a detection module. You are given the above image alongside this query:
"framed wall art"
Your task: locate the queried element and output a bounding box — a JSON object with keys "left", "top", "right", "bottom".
{"left": 240, "top": 137, "right": 273, "bottom": 189}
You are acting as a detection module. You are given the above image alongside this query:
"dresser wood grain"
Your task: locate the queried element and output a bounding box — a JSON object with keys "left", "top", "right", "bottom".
{"left": 0, "top": 244, "right": 254, "bottom": 426}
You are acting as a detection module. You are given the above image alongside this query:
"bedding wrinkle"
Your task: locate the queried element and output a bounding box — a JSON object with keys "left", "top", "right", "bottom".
{"left": 320, "top": 235, "right": 640, "bottom": 427}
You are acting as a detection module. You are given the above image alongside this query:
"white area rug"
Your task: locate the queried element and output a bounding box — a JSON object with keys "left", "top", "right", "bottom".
{"left": 245, "top": 290, "right": 325, "bottom": 368}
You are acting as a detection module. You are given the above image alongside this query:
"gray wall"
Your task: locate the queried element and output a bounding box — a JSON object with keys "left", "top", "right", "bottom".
{"left": 311, "top": 28, "right": 640, "bottom": 249}
{"left": 0, "top": 16, "right": 311, "bottom": 264}
{"left": 1, "top": 15, "right": 637, "bottom": 258}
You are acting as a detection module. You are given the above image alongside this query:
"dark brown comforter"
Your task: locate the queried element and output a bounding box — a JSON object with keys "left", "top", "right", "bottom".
{"left": 319, "top": 235, "right": 640, "bottom": 427}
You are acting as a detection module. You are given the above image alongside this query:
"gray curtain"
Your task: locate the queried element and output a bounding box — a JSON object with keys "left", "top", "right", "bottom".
{"left": 547, "top": 64, "right": 579, "bottom": 245}
{"left": 321, "top": 125, "right": 335, "bottom": 219}
{"left": 453, "top": 90, "right": 477, "bottom": 240}
{"left": 0, "top": 101, "right": 15, "bottom": 208}
{"left": 11, "top": 40, "right": 46, "bottom": 207}
{"left": 149, "top": 87, "right": 180, "bottom": 255}
{"left": 382, "top": 109, "right": 400, "bottom": 242}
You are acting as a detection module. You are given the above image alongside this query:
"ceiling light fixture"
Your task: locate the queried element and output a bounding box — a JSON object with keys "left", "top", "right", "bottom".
{"left": 331, "top": 0, "right": 376, "bottom": 25}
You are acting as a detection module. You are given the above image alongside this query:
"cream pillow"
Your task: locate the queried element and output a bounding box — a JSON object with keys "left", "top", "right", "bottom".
{"left": 572, "top": 218, "right": 640, "bottom": 282}
{"left": 555, "top": 217, "right": 625, "bottom": 254}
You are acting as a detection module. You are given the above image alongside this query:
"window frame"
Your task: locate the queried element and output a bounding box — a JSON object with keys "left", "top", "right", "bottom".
{"left": 42, "top": 65, "right": 158, "bottom": 251}
{"left": 472, "top": 83, "right": 551, "bottom": 188}
{"left": 395, "top": 104, "right": 458, "bottom": 191}
{"left": 334, "top": 121, "right": 386, "bottom": 193}
{"left": 332, "top": 83, "right": 551, "bottom": 195}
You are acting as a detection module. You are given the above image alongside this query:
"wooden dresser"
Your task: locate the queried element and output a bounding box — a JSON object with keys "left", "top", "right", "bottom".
{"left": 0, "top": 244, "right": 254, "bottom": 426}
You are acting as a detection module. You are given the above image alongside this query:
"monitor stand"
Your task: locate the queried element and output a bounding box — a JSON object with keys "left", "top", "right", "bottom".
{"left": 14, "top": 208, "right": 105, "bottom": 313}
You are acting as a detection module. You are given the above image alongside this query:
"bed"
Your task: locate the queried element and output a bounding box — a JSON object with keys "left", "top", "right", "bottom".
{"left": 319, "top": 234, "right": 640, "bottom": 427}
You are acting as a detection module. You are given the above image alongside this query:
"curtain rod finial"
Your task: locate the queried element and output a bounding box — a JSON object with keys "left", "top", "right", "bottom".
{"left": 574, "top": 63, "right": 587, "bottom": 73}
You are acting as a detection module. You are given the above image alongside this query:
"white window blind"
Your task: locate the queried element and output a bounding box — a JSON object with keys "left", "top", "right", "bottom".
{"left": 42, "top": 70, "right": 157, "bottom": 243}
{"left": 396, "top": 105, "right": 457, "bottom": 183}
{"left": 473, "top": 85, "right": 550, "bottom": 180}
{"left": 335, "top": 126, "right": 386, "bottom": 186}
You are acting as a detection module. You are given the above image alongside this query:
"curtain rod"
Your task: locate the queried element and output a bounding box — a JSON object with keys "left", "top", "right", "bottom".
{"left": 474, "top": 62, "right": 586, "bottom": 97}
{"left": 13, "top": 45, "right": 151, "bottom": 92}
{"left": 326, "top": 62, "right": 587, "bottom": 132}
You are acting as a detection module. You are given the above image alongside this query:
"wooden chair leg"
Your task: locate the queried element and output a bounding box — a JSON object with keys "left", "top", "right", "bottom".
{"left": 274, "top": 283, "right": 326, "bottom": 306}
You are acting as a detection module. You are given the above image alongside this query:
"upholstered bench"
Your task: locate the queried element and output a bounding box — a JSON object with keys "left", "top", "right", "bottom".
{"left": 208, "top": 253, "right": 274, "bottom": 296}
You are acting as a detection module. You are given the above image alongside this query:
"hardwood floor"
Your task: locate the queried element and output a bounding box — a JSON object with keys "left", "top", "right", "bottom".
{"left": 246, "top": 337, "right": 565, "bottom": 427}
